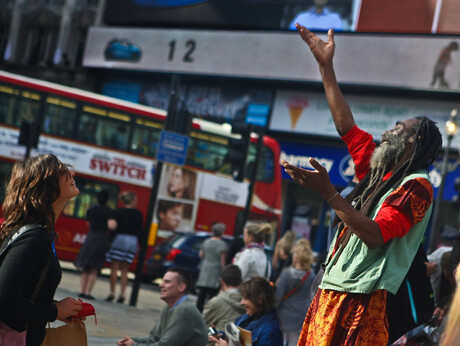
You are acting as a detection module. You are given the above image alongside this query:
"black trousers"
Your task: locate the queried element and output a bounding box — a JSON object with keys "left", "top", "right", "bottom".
{"left": 196, "top": 286, "right": 220, "bottom": 312}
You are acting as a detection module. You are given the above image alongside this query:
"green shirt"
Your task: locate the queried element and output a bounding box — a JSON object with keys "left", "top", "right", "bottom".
{"left": 133, "top": 297, "right": 208, "bottom": 346}
{"left": 321, "top": 171, "right": 432, "bottom": 295}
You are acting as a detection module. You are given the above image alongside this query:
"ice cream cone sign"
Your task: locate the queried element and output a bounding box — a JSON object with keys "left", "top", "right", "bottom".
{"left": 287, "top": 97, "right": 308, "bottom": 129}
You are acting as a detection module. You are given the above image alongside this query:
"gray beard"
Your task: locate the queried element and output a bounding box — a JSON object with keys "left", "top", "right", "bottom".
{"left": 360, "top": 133, "right": 410, "bottom": 204}
{"left": 370, "top": 133, "right": 409, "bottom": 173}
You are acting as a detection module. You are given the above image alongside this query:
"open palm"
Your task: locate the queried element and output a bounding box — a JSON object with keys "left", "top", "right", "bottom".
{"left": 295, "top": 24, "right": 335, "bottom": 67}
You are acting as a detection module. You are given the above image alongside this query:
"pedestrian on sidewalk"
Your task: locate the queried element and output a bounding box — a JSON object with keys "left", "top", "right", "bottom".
{"left": 74, "top": 190, "right": 114, "bottom": 300}
{"left": 276, "top": 240, "right": 315, "bottom": 346}
{"left": 0, "top": 154, "right": 83, "bottom": 345}
{"left": 233, "top": 221, "right": 273, "bottom": 282}
{"left": 283, "top": 24, "right": 442, "bottom": 345}
{"left": 195, "top": 222, "right": 228, "bottom": 312}
{"left": 105, "top": 191, "right": 143, "bottom": 304}
{"left": 117, "top": 267, "right": 208, "bottom": 346}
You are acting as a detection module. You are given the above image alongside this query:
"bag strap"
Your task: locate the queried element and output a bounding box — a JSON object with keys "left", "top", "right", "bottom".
{"left": 283, "top": 270, "right": 311, "bottom": 300}
{"left": 32, "top": 245, "right": 52, "bottom": 301}
{"left": 0, "top": 223, "right": 42, "bottom": 258}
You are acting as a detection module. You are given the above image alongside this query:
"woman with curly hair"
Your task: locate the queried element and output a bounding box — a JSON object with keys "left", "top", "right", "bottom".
{"left": 0, "top": 154, "right": 83, "bottom": 345}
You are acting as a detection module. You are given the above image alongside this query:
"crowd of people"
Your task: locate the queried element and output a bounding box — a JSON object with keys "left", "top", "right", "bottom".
{"left": 3, "top": 22, "right": 460, "bottom": 346}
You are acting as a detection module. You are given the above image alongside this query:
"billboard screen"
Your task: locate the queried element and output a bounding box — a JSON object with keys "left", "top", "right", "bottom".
{"left": 104, "top": 0, "right": 460, "bottom": 35}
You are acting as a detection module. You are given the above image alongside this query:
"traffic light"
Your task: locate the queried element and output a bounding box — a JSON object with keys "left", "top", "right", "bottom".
{"left": 18, "top": 120, "right": 39, "bottom": 148}
{"left": 226, "top": 123, "right": 251, "bottom": 182}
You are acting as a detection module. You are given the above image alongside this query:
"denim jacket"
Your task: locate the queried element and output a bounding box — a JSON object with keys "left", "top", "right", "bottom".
{"left": 235, "top": 309, "right": 283, "bottom": 346}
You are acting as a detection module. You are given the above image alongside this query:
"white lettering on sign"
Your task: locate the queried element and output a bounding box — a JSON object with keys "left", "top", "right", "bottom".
{"left": 214, "top": 186, "right": 239, "bottom": 204}
{"left": 280, "top": 152, "right": 334, "bottom": 172}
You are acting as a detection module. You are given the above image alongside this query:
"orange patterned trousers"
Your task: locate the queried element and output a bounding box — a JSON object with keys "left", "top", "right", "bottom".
{"left": 297, "top": 288, "right": 388, "bottom": 346}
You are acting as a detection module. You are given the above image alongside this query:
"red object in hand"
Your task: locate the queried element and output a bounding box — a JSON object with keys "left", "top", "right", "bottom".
{"left": 73, "top": 299, "right": 97, "bottom": 324}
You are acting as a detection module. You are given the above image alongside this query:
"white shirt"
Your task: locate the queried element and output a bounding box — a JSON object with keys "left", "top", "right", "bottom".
{"left": 233, "top": 244, "right": 271, "bottom": 281}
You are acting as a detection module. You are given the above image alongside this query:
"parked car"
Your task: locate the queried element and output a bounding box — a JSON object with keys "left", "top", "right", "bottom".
{"left": 145, "top": 231, "right": 273, "bottom": 285}
{"left": 104, "top": 38, "right": 142, "bottom": 62}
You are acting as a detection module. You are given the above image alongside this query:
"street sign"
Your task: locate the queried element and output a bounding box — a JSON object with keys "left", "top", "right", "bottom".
{"left": 156, "top": 130, "right": 189, "bottom": 165}
{"left": 246, "top": 103, "right": 270, "bottom": 127}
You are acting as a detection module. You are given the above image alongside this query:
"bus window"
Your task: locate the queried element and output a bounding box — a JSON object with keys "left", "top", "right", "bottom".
{"left": 131, "top": 118, "right": 162, "bottom": 157}
{"left": 187, "top": 131, "right": 229, "bottom": 171}
{"left": 0, "top": 84, "right": 19, "bottom": 125}
{"left": 42, "top": 96, "right": 77, "bottom": 137}
{"left": 78, "top": 105, "right": 131, "bottom": 150}
{"left": 0, "top": 161, "right": 13, "bottom": 203}
{"left": 15, "top": 91, "right": 41, "bottom": 128}
{"left": 63, "top": 176, "right": 119, "bottom": 219}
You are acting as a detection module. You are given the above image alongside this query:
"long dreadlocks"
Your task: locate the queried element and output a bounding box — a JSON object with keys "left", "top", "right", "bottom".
{"left": 335, "top": 117, "right": 442, "bottom": 225}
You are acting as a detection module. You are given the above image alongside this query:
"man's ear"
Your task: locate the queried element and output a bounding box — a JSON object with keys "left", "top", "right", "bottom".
{"left": 178, "top": 282, "right": 186, "bottom": 294}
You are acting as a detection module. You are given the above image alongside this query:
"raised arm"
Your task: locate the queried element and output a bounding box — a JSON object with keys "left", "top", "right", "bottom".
{"left": 295, "top": 24, "right": 355, "bottom": 136}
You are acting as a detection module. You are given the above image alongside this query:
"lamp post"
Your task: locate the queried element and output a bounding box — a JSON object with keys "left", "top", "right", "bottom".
{"left": 429, "top": 108, "right": 458, "bottom": 253}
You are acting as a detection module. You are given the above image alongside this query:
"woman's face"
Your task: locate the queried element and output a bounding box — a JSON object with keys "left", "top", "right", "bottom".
{"left": 168, "top": 168, "right": 184, "bottom": 196}
{"left": 159, "top": 204, "right": 183, "bottom": 230}
{"left": 241, "top": 296, "right": 259, "bottom": 317}
{"left": 58, "top": 169, "right": 79, "bottom": 201}
{"left": 243, "top": 228, "right": 253, "bottom": 245}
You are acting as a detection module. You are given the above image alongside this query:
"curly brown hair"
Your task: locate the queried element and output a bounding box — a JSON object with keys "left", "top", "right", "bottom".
{"left": 0, "top": 154, "right": 70, "bottom": 240}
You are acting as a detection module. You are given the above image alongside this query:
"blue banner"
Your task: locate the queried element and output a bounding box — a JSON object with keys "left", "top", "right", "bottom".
{"left": 280, "top": 141, "right": 352, "bottom": 188}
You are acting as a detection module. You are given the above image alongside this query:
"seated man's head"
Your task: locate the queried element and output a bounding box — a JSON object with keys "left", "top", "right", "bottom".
{"left": 160, "top": 268, "right": 192, "bottom": 307}
{"left": 239, "top": 276, "right": 276, "bottom": 318}
{"left": 220, "top": 264, "right": 242, "bottom": 289}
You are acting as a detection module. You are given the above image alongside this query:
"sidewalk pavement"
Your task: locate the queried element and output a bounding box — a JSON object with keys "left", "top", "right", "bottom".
{"left": 55, "top": 261, "right": 196, "bottom": 346}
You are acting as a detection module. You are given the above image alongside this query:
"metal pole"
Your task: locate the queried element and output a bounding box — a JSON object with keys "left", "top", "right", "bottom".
{"left": 428, "top": 135, "right": 452, "bottom": 253}
{"left": 236, "top": 127, "right": 264, "bottom": 238}
{"left": 129, "top": 74, "right": 180, "bottom": 306}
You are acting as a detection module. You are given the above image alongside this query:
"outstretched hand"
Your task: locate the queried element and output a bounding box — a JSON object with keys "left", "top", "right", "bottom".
{"left": 295, "top": 24, "right": 335, "bottom": 67}
{"left": 281, "top": 158, "right": 335, "bottom": 198}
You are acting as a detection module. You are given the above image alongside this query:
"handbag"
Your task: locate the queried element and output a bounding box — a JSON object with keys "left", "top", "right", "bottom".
{"left": 42, "top": 322, "right": 87, "bottom": 346}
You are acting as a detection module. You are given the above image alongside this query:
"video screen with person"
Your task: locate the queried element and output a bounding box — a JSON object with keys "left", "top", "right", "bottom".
{"left": 104, "top": 0, "right": 460, "bottom": 35}
{"left": 280, "top": 0, "right": 357, "bottom": 32}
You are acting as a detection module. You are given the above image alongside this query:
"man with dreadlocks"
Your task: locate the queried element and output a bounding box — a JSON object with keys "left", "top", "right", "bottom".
{"left": 281, "top": 25, "right": 442, "bottom": 345}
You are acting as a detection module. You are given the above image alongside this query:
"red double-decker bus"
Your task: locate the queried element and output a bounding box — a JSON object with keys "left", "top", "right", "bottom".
{"left": 0, "top": 70, "right": 282, "bottom": 268}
